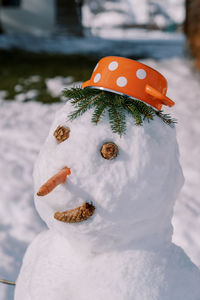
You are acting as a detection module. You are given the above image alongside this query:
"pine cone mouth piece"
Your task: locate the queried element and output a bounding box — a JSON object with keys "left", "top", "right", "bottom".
{"left": 54, "top": 202, "right": 95, "bottom": 223}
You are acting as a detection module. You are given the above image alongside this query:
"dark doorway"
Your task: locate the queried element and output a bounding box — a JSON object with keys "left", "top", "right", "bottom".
{"left": 2, "top": 0, "right": 20, "bottom": 6}
{"left": 56, "top": 0, "right": 83, "bottom": 36}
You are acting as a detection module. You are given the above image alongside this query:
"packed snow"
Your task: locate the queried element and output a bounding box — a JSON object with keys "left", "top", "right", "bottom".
{"left": 14, "top": 92, "right": 200, "bottom": 299}
{"left": 0, "top": 57, "right": 200, "bottom": 299}
{"left": 45, "top": 77, "right": 81, "bottom": 98}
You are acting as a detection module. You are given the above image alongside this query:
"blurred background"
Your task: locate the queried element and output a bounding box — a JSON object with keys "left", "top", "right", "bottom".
{"left": 0, "top": 0, "right": 198, "bottom": 104}
{"left": 0, "top": 1, "right": 200, "bottom": 299}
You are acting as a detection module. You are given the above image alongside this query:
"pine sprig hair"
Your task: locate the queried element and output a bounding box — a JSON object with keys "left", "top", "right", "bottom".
{"left": 63, "top": 87, "right": 176, "bottom": 135}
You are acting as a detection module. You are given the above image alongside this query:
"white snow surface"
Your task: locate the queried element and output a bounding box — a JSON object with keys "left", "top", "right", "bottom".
{"left": 33, "top": 103, "right": 183, "bottom": 251}
{"left": 15, "top": 98, "right": 200, "bottom": 299}
{"left": 0, "top": 57, "right": 200, "bottom": 299}
{"left": 46, "top": 77, "right": 82, "bottom": 98}
{"left": 15, "top": 231, "right": 200, "bottom": 300}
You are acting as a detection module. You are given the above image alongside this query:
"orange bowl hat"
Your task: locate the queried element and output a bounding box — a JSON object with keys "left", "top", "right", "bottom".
{"left": 82, "top": 56, "right": 174, "bottom": 111}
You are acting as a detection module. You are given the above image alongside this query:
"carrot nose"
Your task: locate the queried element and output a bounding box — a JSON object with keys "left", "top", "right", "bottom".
{"left": 37, "top": 167, "right": 71, "bottom": 196}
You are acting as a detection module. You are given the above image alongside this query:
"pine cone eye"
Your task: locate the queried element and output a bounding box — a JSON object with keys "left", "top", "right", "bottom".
{"left": 54, "top": 126, "right": 70, "bottom": 143}
{"left": 100, "top": 142, "right": 118, "bottom": 160}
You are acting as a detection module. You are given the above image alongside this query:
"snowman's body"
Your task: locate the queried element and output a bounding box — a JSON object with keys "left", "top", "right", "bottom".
{"left": 15, "top": 102, "right": 200, "bottom": 300}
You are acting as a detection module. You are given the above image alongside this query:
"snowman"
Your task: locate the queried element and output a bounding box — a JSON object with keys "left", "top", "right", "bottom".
{"left": 15, "top": 57, "right": 200, "bottom": 300}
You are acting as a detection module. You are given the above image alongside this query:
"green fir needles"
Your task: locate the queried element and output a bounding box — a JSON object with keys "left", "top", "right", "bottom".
{"left": 63, "top": 87, "right": 176, "bottom": 135}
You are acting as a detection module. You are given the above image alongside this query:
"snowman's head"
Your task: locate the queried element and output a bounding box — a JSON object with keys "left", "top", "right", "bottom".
{"left": 34, "top": 101, "right": 184, "bottom": 252}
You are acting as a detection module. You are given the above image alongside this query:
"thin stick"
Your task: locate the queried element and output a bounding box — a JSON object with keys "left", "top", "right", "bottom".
{"left": 0, "top": 279, "right": 16, "bottom": 286}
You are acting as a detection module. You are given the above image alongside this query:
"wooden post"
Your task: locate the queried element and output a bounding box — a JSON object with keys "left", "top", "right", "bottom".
{"left": 185, "top": 0, "right": 200, "bottom": 68}
{"left": 0, "top": 0, "right": 3, "bottom": 33}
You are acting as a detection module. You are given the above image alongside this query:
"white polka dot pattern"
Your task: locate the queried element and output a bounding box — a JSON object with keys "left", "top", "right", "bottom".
{"left": 116, "top": 76, "right": 127, "bottom": 87}
{"left": 94, "top": 73, "right": 101, "bottom": 83}
{"left": 108, "top": 61, "right": 118, "bottom": 71}
{"left": 136, "top": 69, "right": 146, "bottom": 79}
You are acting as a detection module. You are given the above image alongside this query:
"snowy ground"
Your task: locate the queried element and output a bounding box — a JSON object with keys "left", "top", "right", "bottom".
{"left": 0, "top": 57, "right": 200, "bottom": 299}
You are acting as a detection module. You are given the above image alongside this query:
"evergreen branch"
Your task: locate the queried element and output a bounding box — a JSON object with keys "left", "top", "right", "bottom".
{"left": 155, "top": 111, "right": 177, "bottom": 127}
{"left": 108, "top": 95, "right": 126, "bottom": 135}
{"left": 62, "top": 87, "right": 176, "bottom": 135}
{"left": 69, "top": 92, "right": 103, "bottom": 120}
{"left": 91, "top": 95, "right": 109, "bottom": 124}
{"left": 133, "top": 100, "right": 155, "bottom": 121}
{"left": 125, "top": 103, "right": 143, "bottom": 126}
{"left": 63, "top": 88, "right": 99, "bottom": 105}
{"left": 63, "top": 88, "right": 84, "bottom": 102}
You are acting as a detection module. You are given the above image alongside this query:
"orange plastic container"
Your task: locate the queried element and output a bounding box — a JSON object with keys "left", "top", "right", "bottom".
{"left": 82, "top": 56, "right": 174, "bottom": 110}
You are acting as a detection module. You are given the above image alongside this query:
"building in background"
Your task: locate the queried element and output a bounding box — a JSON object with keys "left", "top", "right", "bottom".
{"left": 82, "top": 0, "right": 185, "bottom": 35}
{"left": 0, "top": 0, "right": 83, "bottom": 36}
{"left": 0, "top": 0, "right": 187, "bottom": 39}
